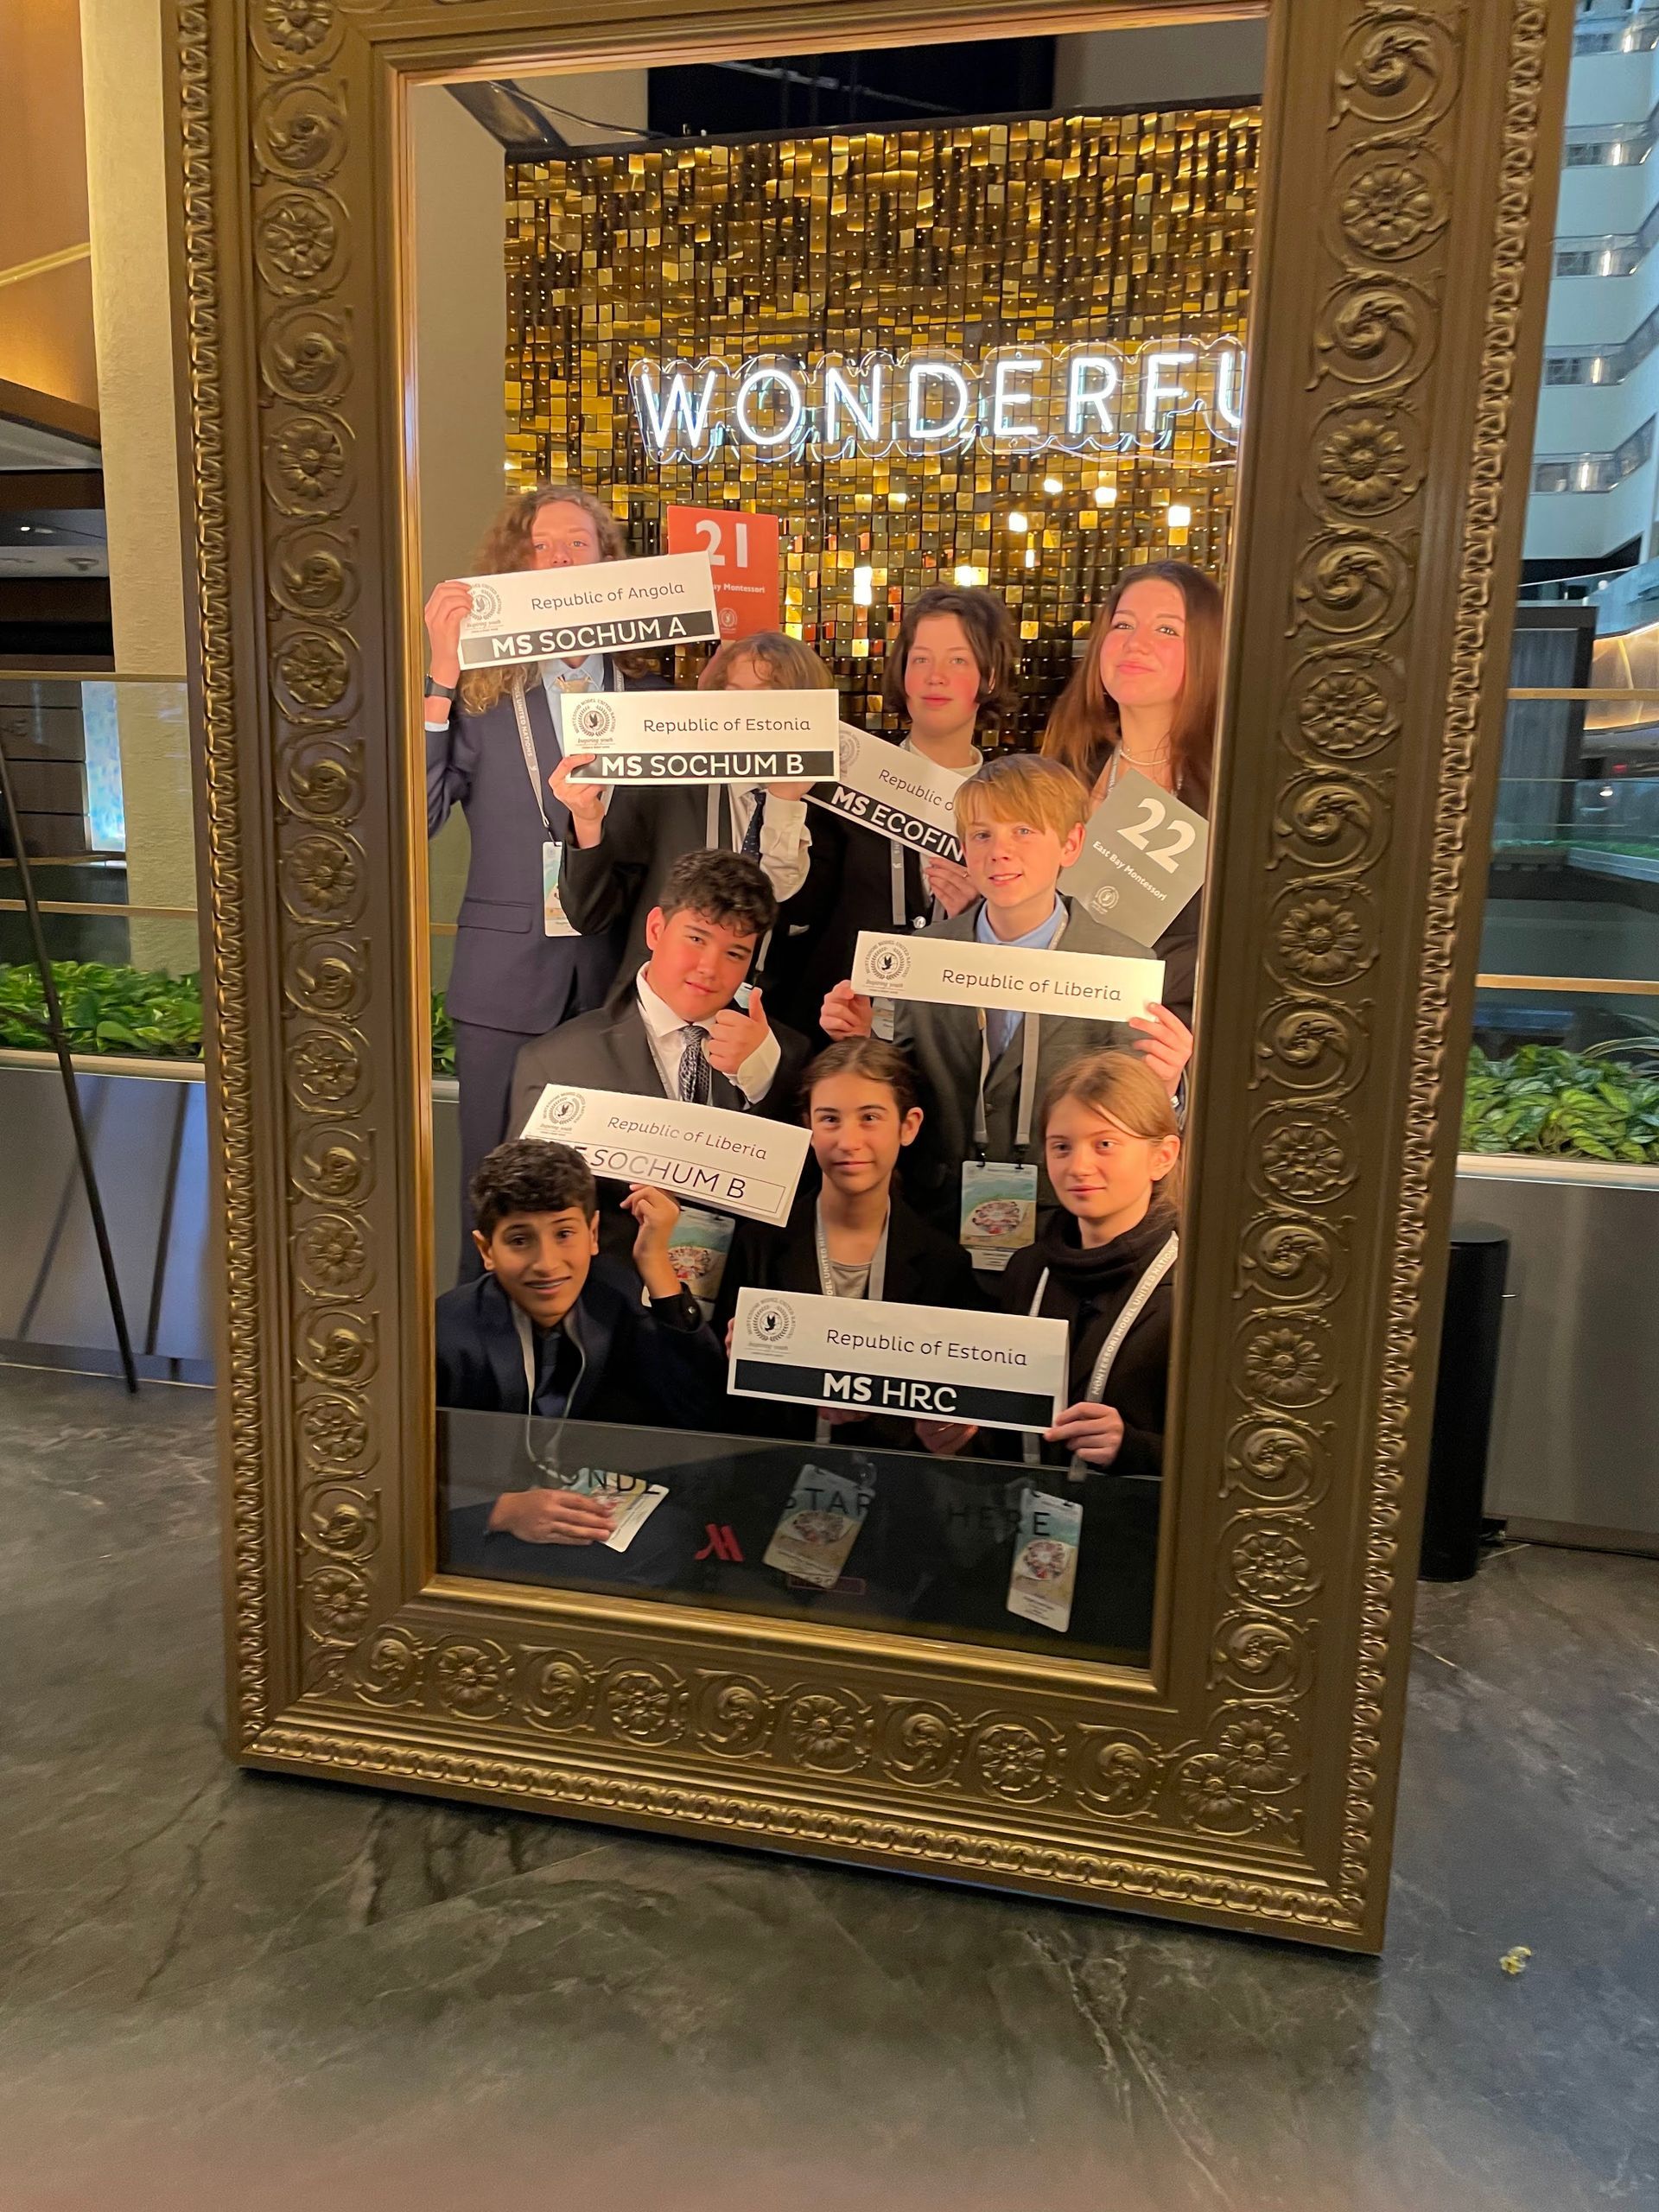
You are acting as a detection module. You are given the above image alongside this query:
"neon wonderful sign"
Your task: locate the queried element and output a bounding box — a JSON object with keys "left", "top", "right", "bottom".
{"left": 629, "top": 341, "right": 1243, "bottom": 463}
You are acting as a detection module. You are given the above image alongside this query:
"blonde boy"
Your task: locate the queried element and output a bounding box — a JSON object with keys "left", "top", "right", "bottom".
{"left": 822, "top": 753, "right": 1190, "bottom": 1238}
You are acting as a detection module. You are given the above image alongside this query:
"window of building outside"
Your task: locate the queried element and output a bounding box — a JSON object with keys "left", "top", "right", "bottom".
{"left": 1474, "top": 0, "right": 1659, "bottom": 1167}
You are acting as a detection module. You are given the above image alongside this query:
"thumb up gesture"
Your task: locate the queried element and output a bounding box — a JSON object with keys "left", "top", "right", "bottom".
{"left": 704, "top": 985, "right": 772, "bottom": 1076}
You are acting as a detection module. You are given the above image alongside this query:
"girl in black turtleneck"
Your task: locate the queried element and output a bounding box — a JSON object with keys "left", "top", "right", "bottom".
{"left": 918, "top": 1047, "right": 1180, "bottom": 1474}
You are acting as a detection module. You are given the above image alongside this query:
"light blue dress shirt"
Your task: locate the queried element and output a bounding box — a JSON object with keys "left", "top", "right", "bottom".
{"left": 541, "top": 656, "right": 607, "bottom": 734}
{"left": 976, "top": 895, "right": 1066, "bottom": 1061}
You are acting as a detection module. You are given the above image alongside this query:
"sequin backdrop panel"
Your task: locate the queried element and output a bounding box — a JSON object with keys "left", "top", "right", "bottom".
{"left": 505, "top": 108, "right": 1259, "bottom": 743}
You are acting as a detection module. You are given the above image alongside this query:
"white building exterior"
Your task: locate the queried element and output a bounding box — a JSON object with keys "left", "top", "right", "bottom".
{"left": 1528, "top": 3, "right": 1659, "bottom": 572}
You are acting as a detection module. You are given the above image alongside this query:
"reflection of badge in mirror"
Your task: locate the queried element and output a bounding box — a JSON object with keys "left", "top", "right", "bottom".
{"left": 867, "top": 939, "right": 911, "bottom": 989}
{"left": 467, "top": 582, "right": 501, "bottom": 622}
{"left": 571, "top": 696, "right": 617, "bottom": 743}
{"left": 540, "top": 1088, "right": 585, "bottom": 1134}
{"left": 1088, "top": 883, "right": 1121, "bottom": 919}
{"left": 748, "top": 1298, "right": 795, "bottom": 1348}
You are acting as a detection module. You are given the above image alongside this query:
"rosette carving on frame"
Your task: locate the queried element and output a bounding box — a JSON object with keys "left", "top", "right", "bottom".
{"left": 779, "top": 1688, "right": 874, "bottom": 1774}
{"left": 1251, "top": 1112, "right": 1358, "bottom": 1210}
{"left": 254, "top": 188, "right": 347, "bottom": 296}
{"left": 602, "top": 1664, "right": 688, "bottom": 1746}
{"left": 1224, "top": 1515, "right": 1324, "bottom": 1611}
{"left": 1234, "top": 1314, "right": 1338, "bottom": 1412}
{"left": 265, "top": 414, "right": 355, "bottom": 519}
{"left": 1307, "top": 403, "right": 1427, "bottom": 521}
{"left": 1331, "top": 148, "right": 1450, "bottom": 264}
{"left": 967, "top": 1715, "right": 1065, "bottom": 1805}
{"left": 280, "top": 829, "right": 364, "bottom": 925}
{"left": 296, "top": 1390, "right": 372, "bottom": 1475}
{"left": 1171, "top": 1713, "right": 1304, "bottom": 1840}
{"left": 288, "top": 1026, "right": 368, "bottom": 1116}
{"left": 294, "top": 1211, "right": 372, "bottom": 1300}
{"left": 1284, "top": 652, "right": 1403, "bottom": 764}
{"left": 1268, "top": 881, "right": 1378, "bottom": 991}
{"left": 251, "top": 0, "right": 341, "bottom": 73}
{"left": 433, "top": 1639, "right": 515, "bottom": 1721}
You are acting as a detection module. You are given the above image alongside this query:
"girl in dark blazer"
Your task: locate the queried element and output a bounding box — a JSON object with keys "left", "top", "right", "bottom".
{"left": 715, "top": 1038, "right": 987, "bottom": 1447}
{"left": 423, "top": 484, "right": 671, "bottom": 1274}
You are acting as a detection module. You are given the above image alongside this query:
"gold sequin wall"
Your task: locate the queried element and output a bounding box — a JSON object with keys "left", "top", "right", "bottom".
{"left": 505, "top": 109, "right": 1259, "bottom": 741}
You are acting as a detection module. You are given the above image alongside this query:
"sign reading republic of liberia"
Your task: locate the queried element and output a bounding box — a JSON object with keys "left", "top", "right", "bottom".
{"left": 455, "top": 551, "right": 721, "bottom": 669}
{"left": 518, "top": 1085, "right": 810, "bottom": 1228}
{"left": 849, "top": 931, "right": 1166, "bottom": 1020}
{"left": 563, "top": 689, "right": 840, "bottom": 787}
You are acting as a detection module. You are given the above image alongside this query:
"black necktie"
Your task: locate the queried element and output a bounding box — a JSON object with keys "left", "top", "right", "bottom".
{"left": 741, "top": 788, "right": 766, "bottom": 859}
{"left": 677, "top": 1023, "right": 712, "bottom": 1104}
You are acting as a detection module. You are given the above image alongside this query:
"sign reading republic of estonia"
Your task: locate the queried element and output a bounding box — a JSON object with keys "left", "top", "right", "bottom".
{"left": 849, "top": 930, "right": 1166, "bottom": 1020}
{"left": 729, "top": 1287, "right": 1068, "bottom": 1432}
{"left": 456, "top": 551, "right": 721, "bottom": 670}
{"left": 518, "top": 1085, "right": 810, "bottom": 1228}
{"left": 808, "top": 724, "right": 966, "bottom": 865}
{"left": 563, "top": 689, "right": 839, "bottom": 788}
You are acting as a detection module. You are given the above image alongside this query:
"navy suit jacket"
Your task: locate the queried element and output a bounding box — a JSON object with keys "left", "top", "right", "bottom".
{"left": 428, "top": 662, "right": 670, "bottom": 1035}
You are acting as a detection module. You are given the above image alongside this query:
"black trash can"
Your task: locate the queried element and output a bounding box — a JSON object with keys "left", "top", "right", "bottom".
{"left": 1419, "top": 1221, "right": 1510, "bottom": 1581}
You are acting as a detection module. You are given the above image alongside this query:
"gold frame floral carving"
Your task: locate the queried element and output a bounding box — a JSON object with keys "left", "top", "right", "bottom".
{"left": 164, "top": 0, "right": 1569, "bottom": 1950}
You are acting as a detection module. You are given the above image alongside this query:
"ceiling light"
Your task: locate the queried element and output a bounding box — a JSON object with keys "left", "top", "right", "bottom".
{"left": 1167, "top": 504, "right": 1192, "bottom": 530}
{"left": 1093, "top": 486, "right": 1116, "bottom": 507}
{"left": 1041, "top": 476, "right": 1063, "bottom": 496}
{"left": 1007, "top": 511, "right": 1029, "bottom": 532}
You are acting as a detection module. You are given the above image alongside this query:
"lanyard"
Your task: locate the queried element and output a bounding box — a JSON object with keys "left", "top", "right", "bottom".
{"left": 813, "top": 1202, "right": 889, "bottom": 1444}
{"left": 1020, "top": 1231, "right": 1179, "bottom": 1468}
{"left": 890, "top": 842, "right": 909, "bottom": 927}
{"left": 511, "top": 682, "right": 561, "bottom": 842}
{"left": 813, "top": 1201, "right": 890, "bottom": 1302}
{"left": 512, "top": 1302, "right": 588, "bottom": 1479}
{"left": 973, "top": 1007, "right": 1042, "bottom": 1160}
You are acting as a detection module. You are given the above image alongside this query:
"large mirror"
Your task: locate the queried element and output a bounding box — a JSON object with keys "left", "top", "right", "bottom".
{"left": 169, "top": 0, "right": 1566, "bottom": 1948}
{"left": 412, "top": 27, "right": 1261, "bottom": 1668}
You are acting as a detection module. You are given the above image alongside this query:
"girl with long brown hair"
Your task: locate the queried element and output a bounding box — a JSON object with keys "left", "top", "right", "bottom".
{"left": 1042, "top": 560, "right": 1222, "bottom": 1031}
{"left": 423, "top": 483, "right": 670, "bottom": 1280}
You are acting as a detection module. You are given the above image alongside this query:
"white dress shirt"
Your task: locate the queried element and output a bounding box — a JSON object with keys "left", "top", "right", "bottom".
{"left": 635, "top": 966, "right": 780, "bottom": 1106}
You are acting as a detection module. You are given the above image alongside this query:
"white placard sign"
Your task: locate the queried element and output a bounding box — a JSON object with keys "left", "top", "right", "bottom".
{"left": 518, "top": 1086, "right": 810, "bottom": 1228}
{"left": 850, "top": 931, "right": 1165, "bottom": 1021}
{"left": 729, "top": 1287, "right": 1068, "bottom": 1433}
{"left": 563, "top": 689, "right": 838, "bottom": 787}
{"left": 805, "top": 724, "right": 966, "bottom": 863}
{"left": 1061, "top": 762, "right": 1209, "bottom": 949}
{"left": 456, "top": 551, "right": 721, "bottom": 670}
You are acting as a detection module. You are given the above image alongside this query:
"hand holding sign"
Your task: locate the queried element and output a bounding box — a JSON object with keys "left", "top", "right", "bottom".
{"left": 1128, "top": 1002, "right": 1193, "bottom": 1096}
{"left": 704, "top": 987, "right": 770, "bottom": 1077}
{"left": 423, "top": 579, "right": 472, "bottom": 689}
{"left": 620, "top": 1184, "right": 683, "bottom": 1300}
{"left": 924, "top": 854, "right": 976, "bottom": 917}
{"left": 820, "top": 981, "right": 874, "bottom": 1039}
{"left": 548, "top": 750, "right": 607, "bottom": 843}
{"left": 1046, "top": 1401, "right": 1126, "bottom": 1466}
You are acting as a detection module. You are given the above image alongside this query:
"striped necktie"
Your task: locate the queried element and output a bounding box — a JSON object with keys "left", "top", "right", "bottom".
{"left": 677, "top": 1024, "right": 712, "bottom": 1104}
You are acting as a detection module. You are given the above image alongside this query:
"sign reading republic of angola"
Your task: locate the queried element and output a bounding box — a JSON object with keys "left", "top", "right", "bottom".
{"left": 456, "top": 550, "right": 721, "bottom": 669}
{"left": 563, "top": 689, "right": 839, "bottom": 787}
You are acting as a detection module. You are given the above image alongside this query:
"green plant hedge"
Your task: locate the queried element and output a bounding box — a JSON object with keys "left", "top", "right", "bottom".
{"left": 1463, "top": 1045, "right": 1659, "bottom": 1164}
{"left": 0, "top": 962, "right": 459, "bottom": 1075}
{"left": 3, "top": 963, "right": 1657, "bottom": 1164}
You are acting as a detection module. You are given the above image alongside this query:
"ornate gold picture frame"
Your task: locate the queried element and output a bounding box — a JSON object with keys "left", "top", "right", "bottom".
{"left": 164, "top": 0, "right": 1568, "bottom": 1951}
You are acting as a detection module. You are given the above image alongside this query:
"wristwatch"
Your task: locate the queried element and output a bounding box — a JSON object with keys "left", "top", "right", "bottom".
{"left": 423, "top": 676, "right": 458, "bottom": 701}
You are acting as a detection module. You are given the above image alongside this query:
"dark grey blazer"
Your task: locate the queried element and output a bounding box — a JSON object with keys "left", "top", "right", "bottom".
{"left": 427, "top": 663, "right": 669, "bottom": 1034}
{"left": 507, "top": 970, "right": 814, "bottom": 1144}
{"left": 895, "top": 895, "right": 1154, "bottom": 1230}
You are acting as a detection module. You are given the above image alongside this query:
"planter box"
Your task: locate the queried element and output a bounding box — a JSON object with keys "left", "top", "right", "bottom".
{"left": 1455, "top": 1155, "right": 1659, "bottom": 1552}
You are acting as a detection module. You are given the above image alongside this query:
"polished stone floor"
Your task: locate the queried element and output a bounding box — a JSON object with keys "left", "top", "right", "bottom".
{"left": 0, "top": 1365, "right": 1653, "bottom": 2212}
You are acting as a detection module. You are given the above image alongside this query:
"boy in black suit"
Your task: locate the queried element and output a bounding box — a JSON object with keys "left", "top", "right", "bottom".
{"left": 437, "top": 1140, "right": 722, "bottom": 1571}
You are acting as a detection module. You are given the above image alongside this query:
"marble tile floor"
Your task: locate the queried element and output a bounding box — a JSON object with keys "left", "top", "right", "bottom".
{"left": 0, "top": 1364, "right": 1653, "bottom": 2212}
